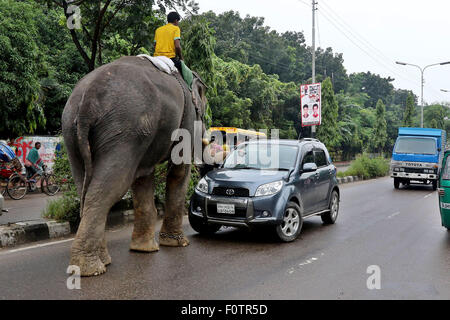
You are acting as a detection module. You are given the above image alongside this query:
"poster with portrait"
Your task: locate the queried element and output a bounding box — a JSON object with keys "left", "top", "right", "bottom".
{"left": 300, "top": 83, "right": 322, "bottom": 127}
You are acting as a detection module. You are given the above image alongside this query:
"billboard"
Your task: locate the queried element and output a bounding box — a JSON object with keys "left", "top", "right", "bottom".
{"left": 300, "top": 83, "right": 322, "bottom": 127}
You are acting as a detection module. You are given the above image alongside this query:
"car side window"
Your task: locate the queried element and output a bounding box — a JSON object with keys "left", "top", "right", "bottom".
{"left": 302, "top": 150, "right": 314, "bottom": 168}
{"left": 314, "top": 149, "right": 328, "bottom": 168}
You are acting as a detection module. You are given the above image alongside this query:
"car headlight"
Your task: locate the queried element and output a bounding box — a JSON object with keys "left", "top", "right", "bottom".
{"left": 196, "top": 177, "right": 209, "bottom": 194}
{"left": 255, "top": 181, "right": 283, "bottom": 197}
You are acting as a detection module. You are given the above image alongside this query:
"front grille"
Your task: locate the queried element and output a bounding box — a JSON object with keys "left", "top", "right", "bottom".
{"left": 404, "top": 168, "right": 425, "bottom": 174}
{"left": 207, "top": 205, "right": 247, "bottom": 219}
{"left": 212, "top": 187, "right": 250, "bottom": 197}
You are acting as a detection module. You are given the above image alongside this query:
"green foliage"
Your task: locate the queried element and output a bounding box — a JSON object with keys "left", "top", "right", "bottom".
{"left": 0, "top": 0, "right": 46, "bottom": 138}
{"left": 344, "top": 155, "right": 390, "bottom": 179}
{"left": 403, "top": 94, "right": 416, "bottom": 127}
{"left": 316, "top": 78, "right": 340, "bottom": 151}
{"left": 43, "top": 138, "right": 80, "bottom": 223}
{"left": 371, "top": 99, "right": 387, "bottom": 153}
{"left": 42, "top": 190, "right": 81, "bottom": 224}
{"left": 424, "top": 104, "right": 447, "bottom": 130}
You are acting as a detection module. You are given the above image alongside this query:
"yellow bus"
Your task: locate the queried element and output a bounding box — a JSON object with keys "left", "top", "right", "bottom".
{"left": 208, "top": 127, "right": 267, "bottom": 151}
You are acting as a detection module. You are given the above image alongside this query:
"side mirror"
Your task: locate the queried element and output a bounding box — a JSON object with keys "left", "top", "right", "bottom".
{"left": 302, "top": 163, "right": 318, "bottom": 173}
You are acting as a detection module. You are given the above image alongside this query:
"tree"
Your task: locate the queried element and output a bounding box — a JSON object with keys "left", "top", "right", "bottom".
{"left": 424, "top": 104, "right": 447, "bottom": 130}
{"left": 403, "top": 94, "right": 416, "bottom": 127}
{"left": 0, "top": 0, "right": 46, "bottom": 138}
{"left": 371, "top": 99, "right": 387, "bottom": 154}
{"left": 316, "top": 77, "right": 340, "bottom": 151}
{"left": 348, "top": 72, "right": 394, "bottom": 108}
{"left": 45, "top": 0, "right": 197, "bottom": 71}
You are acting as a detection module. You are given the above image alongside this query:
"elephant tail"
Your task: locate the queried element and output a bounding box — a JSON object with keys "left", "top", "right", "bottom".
{"left": 76, "top": 94, "right": 94, "bottom": 217}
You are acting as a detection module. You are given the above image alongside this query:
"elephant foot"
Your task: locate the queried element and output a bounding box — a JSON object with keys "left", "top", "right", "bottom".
{"left": 99, "top": 247, "right": 112, "bottom": 266}
{"left": 159, "top": 232, "right": 190, "bottom": 247}
{"left": 70, "top": 253, "right": 107, "bottom": 277}
{"left": 130, "top": 236, "right": 160, "bottom": 253}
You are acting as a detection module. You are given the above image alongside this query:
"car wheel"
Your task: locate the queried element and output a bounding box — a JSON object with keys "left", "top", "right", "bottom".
{"left": 188, "top": 214, "right": 222, "bottom": 235}
{"left": 394, "top": 178, "right": 400, "bottom": 189}
{"left": 432, "top": 180, "right": 438, "bottom": 191}
{"left": 322, "top": 190, "right": 339, "bottom": 225}
{"left": 275, "top": 201, "right": 303, "bottom": 242}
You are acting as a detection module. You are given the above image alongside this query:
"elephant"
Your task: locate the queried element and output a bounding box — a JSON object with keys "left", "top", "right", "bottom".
{"left": 61, "top": 56, "right": 208, "bottom": 276}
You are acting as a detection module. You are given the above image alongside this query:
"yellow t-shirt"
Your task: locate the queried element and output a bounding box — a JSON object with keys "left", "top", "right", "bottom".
{"left": 153, "top": 23, "right": 181, "bottom": 59}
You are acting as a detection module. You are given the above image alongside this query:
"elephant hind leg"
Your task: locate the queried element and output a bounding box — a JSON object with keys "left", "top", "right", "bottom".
{"left": 70, "top": 159, "right": 138, "bottom": 276}
{"left": 130, "top": 172, "right": 159, "bottom": 253}
{"left": 159, "top": 164, "right": 191, "bottom": 247}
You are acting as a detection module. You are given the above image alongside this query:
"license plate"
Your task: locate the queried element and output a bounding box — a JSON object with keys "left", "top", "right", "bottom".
{"left": 217, "top": 203, "right": 235, "bottom": 214}
{"left": 441, "top": 202, "right": 450, "bottom": 210}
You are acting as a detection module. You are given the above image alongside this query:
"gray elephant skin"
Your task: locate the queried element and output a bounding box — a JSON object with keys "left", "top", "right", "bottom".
{"left": 62, "top": 56, "right": 207, "bottom": 276}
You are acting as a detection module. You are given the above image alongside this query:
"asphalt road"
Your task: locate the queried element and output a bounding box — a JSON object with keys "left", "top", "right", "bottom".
{"left": 0, "top": 177, "right": 448, "bottom": 300}
{"left": 0, "top": 192, "right": 61, "bottom": 225}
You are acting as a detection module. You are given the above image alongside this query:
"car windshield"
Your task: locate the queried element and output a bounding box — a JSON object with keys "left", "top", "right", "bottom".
{"left": 223, "top": 144, "right": 298, "bottom": 171}
{"left": 442, "top": 156, "right": 450, "bottom": 180}
{"left": 394, "top": 137, "right": 436, "bottom": 155}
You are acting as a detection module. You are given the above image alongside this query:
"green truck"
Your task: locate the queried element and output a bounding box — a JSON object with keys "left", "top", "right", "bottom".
{"left": 437, "top": 150, "right": 450, "bottom": 230}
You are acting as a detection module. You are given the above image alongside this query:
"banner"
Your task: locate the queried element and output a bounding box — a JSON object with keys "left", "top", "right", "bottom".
{"left": 11, "top": 136, "right": 62, "bottom": 170}
{"left": 300, "top": 83, "right": 322, "bottom": 127}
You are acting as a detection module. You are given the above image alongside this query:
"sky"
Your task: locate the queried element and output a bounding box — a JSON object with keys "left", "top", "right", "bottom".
{"left": 196, "top": 0, "right": 450, "bottom": 104}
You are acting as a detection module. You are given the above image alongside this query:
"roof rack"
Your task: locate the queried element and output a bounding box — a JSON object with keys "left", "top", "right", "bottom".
{"left": 299, "top": 138, "right": 320, "bottom": 142}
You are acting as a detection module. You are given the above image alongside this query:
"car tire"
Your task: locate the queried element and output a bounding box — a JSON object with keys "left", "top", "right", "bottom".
{"left": 274, "top": 201, "right": 303, "bottom": 242}
{"left": 432, "top": 180, "right": 438, "bottom": 191}
{"left": 394, "top": 178, "right": 400, "bottom": 189}
{"left": 322, "top": 190, "right": 339, "bottom": 225}
{"left": 188, "top": 214, "right": 222, "bottom": 235}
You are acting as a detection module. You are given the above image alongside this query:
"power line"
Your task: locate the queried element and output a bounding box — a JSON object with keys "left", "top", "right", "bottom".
{"left": 319, "top": 0, "right": 448, "bottom": 101}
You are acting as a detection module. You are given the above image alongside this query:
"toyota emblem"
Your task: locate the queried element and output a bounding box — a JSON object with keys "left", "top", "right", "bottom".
{"left": 226, "top": 189, "right": 235, "bottom": 196}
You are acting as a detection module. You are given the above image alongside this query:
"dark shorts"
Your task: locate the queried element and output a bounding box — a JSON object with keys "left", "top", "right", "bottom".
{"left": 171, "top": 57, "right": 182, "bottom": 73}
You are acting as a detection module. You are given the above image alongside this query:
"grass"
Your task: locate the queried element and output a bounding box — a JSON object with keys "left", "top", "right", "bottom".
{"left": 337, "top": 154, "right": 390, "bottom": 180}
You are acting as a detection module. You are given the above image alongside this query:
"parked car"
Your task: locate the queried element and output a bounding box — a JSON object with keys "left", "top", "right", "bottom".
{"left": 189, "top": 138, "right": 340, "bottom": 242}
{"left": 437, "top": 149, "right": 450, "bottom": 230}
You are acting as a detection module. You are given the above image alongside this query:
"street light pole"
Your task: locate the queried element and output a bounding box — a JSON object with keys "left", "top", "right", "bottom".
{"left": 396, "top": 61, "right": 450, "bottom": 128}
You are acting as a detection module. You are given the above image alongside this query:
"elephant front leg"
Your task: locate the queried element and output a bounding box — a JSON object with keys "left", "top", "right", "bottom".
{"left": 159, "top": 163, "right": 191, "bottom": 247}
{"left": 130, "top": 173, "right": 159, "bottom": 253}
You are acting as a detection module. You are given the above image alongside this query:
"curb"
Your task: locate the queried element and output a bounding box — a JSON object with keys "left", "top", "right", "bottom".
{"left": 337, "top": 176, "right": 360, "bottom": 185}
{"left": 0, "top": 209, "right": 136, "bottom": 249}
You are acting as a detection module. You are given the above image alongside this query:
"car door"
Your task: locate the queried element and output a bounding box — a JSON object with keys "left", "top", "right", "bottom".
{"left": 313, "top": 147, "right": 332, "bottom": 210}
{"left": 297, "top": 144, "right": 318, "bottom": 214}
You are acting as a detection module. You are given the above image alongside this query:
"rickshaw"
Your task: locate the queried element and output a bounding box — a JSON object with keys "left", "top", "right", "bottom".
{"left": 437, "top": 150, "right": 450, "bottom": 230}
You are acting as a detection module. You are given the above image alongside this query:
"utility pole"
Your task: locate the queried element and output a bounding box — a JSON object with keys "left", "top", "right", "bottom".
{"left": 311, "top": 0, "right": 318, "bottom": 137}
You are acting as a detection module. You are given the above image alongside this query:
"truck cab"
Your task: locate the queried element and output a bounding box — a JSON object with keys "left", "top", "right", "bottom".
{"left": 390, "top": 127, "right": 446, "bottom": 190}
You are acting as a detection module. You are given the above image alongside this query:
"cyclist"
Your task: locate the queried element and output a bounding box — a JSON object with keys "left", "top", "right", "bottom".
{"left": 25, "top": 142, "right": 44, "bottom": 181}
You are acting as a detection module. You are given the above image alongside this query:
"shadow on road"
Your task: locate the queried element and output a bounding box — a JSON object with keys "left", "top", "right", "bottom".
{"left": 190, "top": 219, "right": 328, "bottom": 247}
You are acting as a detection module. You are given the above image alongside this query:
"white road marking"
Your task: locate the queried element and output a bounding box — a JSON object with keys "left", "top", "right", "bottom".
{"left": 387, "top": 212, "right": 401, "bottom": 219}
{"left": 287, "top": 253, "right": 324, "bottom": 275}
{"left": 0, "top": 238, "right": 74, "bottom": 256}
{"left": 424, "top": 193, "right": 434, "bottom": 199}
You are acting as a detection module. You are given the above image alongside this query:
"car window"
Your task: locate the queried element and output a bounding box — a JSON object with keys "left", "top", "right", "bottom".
{"left": 314, "top": 149, "right": 328, "bottom": 167}
{"left": 302, "top": 151, "right": 314, "bottom": 167}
